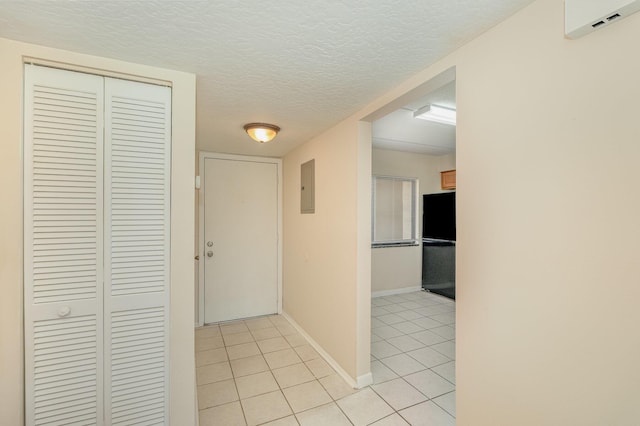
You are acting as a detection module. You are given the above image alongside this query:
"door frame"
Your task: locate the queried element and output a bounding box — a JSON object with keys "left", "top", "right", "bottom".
{"left": 197, "top": 151, "right": 282, "bottom": 326}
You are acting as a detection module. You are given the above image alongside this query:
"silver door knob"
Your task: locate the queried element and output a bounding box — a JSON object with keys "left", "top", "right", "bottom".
{"left": 207, "top": 241, "right": 213, "bottom": 247}
{"left": 207, "top": 251, "right": 213, "bottom": 257}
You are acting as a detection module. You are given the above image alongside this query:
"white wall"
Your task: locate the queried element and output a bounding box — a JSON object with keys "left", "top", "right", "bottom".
{"left": 283, "top": 118, "right": 371, "bottom": 386}
{"left": 371, "top": 149, "right": 455, "bottom": 294}
{"left": 0, "top": 37, "right": 196, "bottom": 425}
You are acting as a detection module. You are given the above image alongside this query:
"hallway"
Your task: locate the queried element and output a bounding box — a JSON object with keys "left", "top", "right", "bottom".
{"left": 195, "top": 290, "right": 455, "bottom": 425}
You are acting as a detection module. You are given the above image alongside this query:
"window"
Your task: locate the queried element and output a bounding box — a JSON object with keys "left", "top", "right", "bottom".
{"left": 372, "top": 176, "right": 418, "bottom": 246}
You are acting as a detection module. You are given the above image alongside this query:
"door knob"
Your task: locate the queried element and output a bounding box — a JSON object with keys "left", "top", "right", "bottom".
{"left": 58, "top": 306, "right": 71, "bottom": 317}
{"left": 207, "top": 241, "right": 213, "bottom": 247}
{"left": 207, "top": 251, "right": 213, "bottom": 257}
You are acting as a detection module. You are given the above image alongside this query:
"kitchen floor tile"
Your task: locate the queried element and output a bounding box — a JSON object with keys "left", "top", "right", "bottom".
{"left": 226, "top": 342, "right": 261, "bottom": 360}
{"left": 403, "top": 369, "right": 455, "bottom": 399}
{"left": 379, "top": 353, "right": 426, "bottom": 377}
{"left": 433, "top": 391, "right": 456, "bottom": 417}
{"left": 399, "top": 400, "right": 455, "bottom": 426}
{"left": 337, "top": 388, "right": 394, "bottom": 426}
{"left": 431, "top": 361, "right": 456, "bottom": 384}
{"left": 371, "top": 378, "right": 427, "bottom": 410}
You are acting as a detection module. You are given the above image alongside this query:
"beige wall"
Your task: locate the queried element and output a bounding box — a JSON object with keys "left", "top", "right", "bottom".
{"left": 371, "top": 149, "right": 455, "bottom": 294}
{"left": 455, "top": 1, "right": 640, "bottom": 422}
{"left": 0, "top": 38, "right": 196, "bottom": 425}
{"left": 283, "top": 0, "right": 640, "bottom": 420}
{"left": 283, "top": 118, "right": 371, "bottom": 384}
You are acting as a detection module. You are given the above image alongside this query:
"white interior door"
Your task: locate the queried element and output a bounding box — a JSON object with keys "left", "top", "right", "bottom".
{"left": 203, "top": 156, "right": 279, "bottom": 323}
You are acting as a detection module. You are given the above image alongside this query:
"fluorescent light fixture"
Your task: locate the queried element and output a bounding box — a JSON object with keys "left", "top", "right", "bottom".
{"left": 413, "top": 104, "right": 456, "bottom": 125}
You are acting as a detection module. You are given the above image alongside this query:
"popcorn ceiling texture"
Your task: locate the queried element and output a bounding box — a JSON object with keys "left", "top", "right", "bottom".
{"left": 0, "top": 0, "right": 533, "bottom": 156}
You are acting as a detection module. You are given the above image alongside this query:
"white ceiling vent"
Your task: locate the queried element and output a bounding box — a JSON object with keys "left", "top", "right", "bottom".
{"left": 566, "top": 0, "right": 640, "bottom": 39}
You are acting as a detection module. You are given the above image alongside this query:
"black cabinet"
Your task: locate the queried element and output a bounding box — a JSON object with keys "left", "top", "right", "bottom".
{"left": 422, "top": 240, "right": 455, "bottom": 300}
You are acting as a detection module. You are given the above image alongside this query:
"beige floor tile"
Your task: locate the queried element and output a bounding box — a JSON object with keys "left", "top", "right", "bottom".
{"left": 369, "top": 413, "right": 410, "bottom": 425}
{"left": 227, "top": 342, "right": 261, "bottom": 360}
{"left": 196, "top": 335, "right": 225, "bottom": 352}
{"left": 262, "top": 416, "right": 300, "bottom": 425}
{"left": 235, "top": 370, "right": 279, "bottom": 399}
{"left": 282, "top": 380, "right": 332, "bottom": 413}
{"left": 305, "top": 358, "right": 334, "bottom": 379}
{"left": 258, "top": 336, "right": 291, "bottom": 353}
{"left": 197, "top": 379, "right": 238, "bottom": 409}
{"left": 268, "top": 315, "right": 290, "bottom": 327}
{"left": 284, "top": 333, "right": 307, "bottom": 347}
{"left": 272, "top": 363, "right": 315, "bottom": 388}
{"left": 197, "top": 361, "right": 233, "bottom": 385}
{"left": 241, "top": 390, "right": 293, "bottom": 426}
{"left": 276, "top": 324, "right": 298, "bottom": 336}
{"left": 403, "top": 369, "right": 455, "bottom": 399}
{"left": 264, "top": 348, "right": 303, "bottom": 370}
{"left": 245, "top": 317, "right": 274, "bottom": 331}
{"left": 318, "top": 374, "right": 356, "bottom": 400}
{"left": 251, "top": 327, "right": 282, "bottom": 341}
{"left": 196, "top": 325, "right": 222, "bottom": 338}
{"left": 371, "top": 378, "right": 427, "bottom": 410}
{"left": 295, "top": 402, "right": 351, "bottom": 426}
{"left": 336, "top": 388, "right": 394, "bottom": 426}
{"left": 199, "top": 401, "right": 246, "bottom": 426}
{"left": 230, "top": 354, "right": 269, "bottom": 377}
{"left": 223, "top": 331, "right": 255, "bottom": 346}
{"left": 221, "top": 321, "right": 249, "bottom": 335}
{"left": 430, "top": 325, "right": 455, "bottom": 340}
{"left": 196, "top": 347, "right": 228, "bottom": 367}
{"left": 294, "top": 344, "right": 320, "bottom": 361}
{"left": 398, "top": 400, "right": 455, "bottom": 426}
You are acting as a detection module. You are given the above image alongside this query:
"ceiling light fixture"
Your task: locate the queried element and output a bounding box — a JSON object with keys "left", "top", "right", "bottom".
{"left": 243, "top": 123, "right": 281, "bottom": 143}
{"left": 413, "top": 104, "right": 456, "bottom": 126}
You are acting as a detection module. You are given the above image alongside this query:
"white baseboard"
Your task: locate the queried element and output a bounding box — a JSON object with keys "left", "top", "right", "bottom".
{"left": 282, "top": 311, "right": 368, "bottom": 389}
{"left": 356, "top": 372, "right": 373, "bottom": 388}
{"left": 372, "top": 285, "right": 422, "bottom": 298}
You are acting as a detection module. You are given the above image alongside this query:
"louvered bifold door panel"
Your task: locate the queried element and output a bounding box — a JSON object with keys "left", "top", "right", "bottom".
{"left": 104, "top": 78, "right": 171, "bottom": 426}
{"left": 24, "top": 65, "right": 104, "bottom": 425}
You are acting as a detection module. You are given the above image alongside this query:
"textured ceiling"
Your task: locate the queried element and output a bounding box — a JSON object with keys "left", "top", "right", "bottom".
{"left": 373, "top": 81, "right": 457, "bottom": 155}
{"left": 0, "top": 0, "right": 534, "bottom": 157}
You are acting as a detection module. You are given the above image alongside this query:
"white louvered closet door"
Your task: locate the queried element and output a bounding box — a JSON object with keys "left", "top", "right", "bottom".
{"left": 25, "top": 65, "right": 171, "bottom": 426}
{"left": 104, "top": 78, "right": 171, "bottom": 426}
{"left": 24, "top": 65, "right": 105, "bottom": 425}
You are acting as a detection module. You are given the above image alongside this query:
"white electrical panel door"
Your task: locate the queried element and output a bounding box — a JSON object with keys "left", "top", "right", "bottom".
{"left": 24, "top": 65, "right": 171, "bottom": 426}
{"left": 24, "top": 65, "right": 105, "bottom": 425}
{"left": 104, "top": 78, "right": 171, "bottom": 425}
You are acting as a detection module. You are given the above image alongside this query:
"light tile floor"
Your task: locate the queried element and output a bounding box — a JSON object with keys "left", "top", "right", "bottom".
{"left": 195, "top": 290, "right": 455, "bottom": 425}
